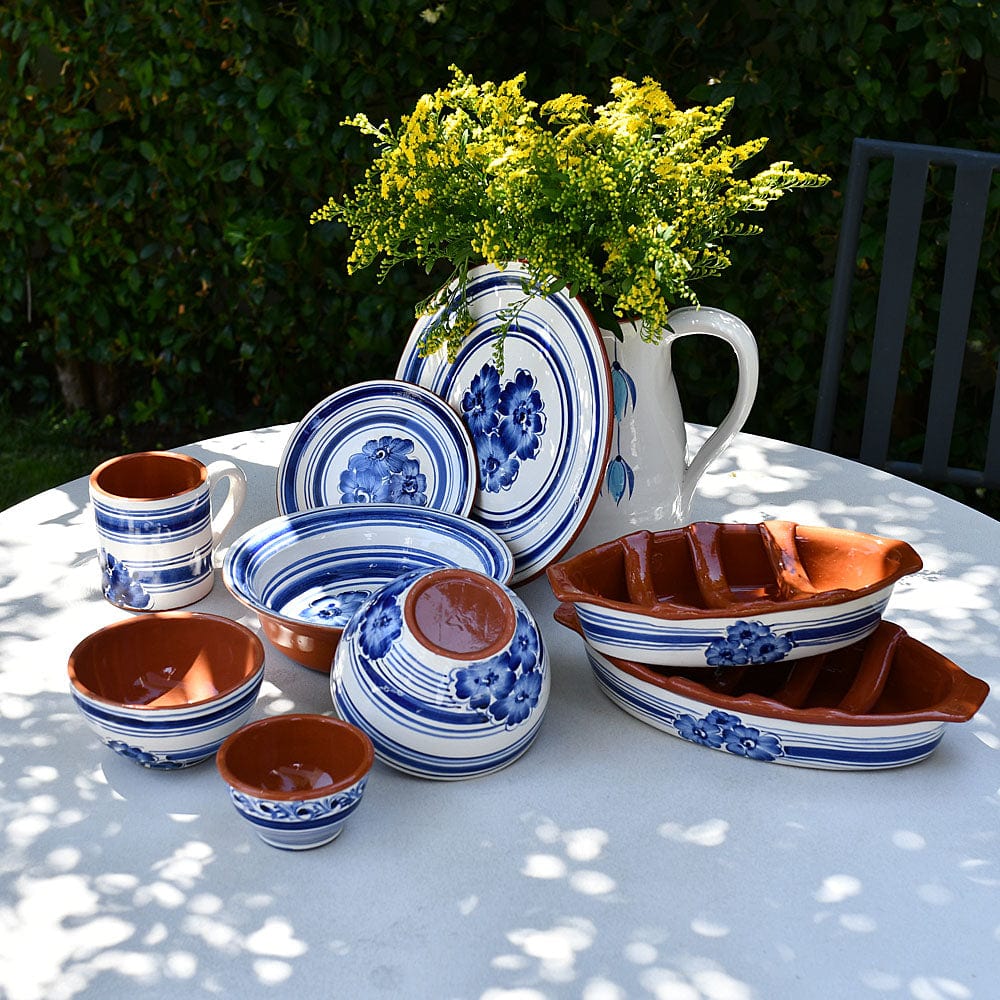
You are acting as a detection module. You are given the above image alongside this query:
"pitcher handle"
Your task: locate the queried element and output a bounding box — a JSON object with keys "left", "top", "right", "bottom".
{"left": 206, "top": 460, "right": 248, "bottom": 550}
{"left": 663, "top": 306, "right": 760, "bottom": 513}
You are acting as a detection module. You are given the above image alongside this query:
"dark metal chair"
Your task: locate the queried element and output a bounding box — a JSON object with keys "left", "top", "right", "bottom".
{"left": 811, "top": 137, "right": 1000, "bottom": 490}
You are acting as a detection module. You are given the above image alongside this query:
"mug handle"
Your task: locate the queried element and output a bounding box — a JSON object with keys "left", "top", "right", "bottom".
{"left": 206, "top": 460, "right": 248, "bottom": 549}
{"left": 663, "top": 306, "right": 760, "bottom": 513}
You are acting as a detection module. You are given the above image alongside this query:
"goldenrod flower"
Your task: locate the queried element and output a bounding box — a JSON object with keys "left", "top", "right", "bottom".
{"left": 314, "top": 67, "right": 829, "bottom": 356}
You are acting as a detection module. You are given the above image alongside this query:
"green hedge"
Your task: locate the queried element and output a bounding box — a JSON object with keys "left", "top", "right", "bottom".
{"left": 1, "top": 1, "right": 998, "bottom": 472}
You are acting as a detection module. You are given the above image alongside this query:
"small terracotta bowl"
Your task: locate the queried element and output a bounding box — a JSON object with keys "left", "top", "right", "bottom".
{"left": 332, "top": 567, "right": 550, "bottom": 779}
{"left": 216, "top": 714, "right": 374, "bottom": 850}
{"left": 68, "top": 612, "right": 265, "bottom": 769}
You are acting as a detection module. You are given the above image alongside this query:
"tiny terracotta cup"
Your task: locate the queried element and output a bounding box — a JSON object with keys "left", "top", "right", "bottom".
{"left": 217, "top": 714, "right": 375, "bottom": 850}
{"left": 90, "top": 450, "right": 247, "bottom": 611}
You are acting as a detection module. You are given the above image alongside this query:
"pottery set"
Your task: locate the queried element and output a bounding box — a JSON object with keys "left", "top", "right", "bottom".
{"left": 547, "top": 522, "right": 988, "bottom": 769}
{"left": 68, "top": 263, "right": 988, "bottom": 852}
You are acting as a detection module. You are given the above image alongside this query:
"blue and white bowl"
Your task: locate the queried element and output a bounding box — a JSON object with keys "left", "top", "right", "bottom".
{"left": 223, "top": 505, "right": 515, "bottom": 671}
{"left": 332, "top": 567, "right": 550, "bottom": 779}
{"left": 217, "top": 714, "right": 374, "bottom": 850}
{"left": 68, "top": 612, "right": 266, "bottom": 769}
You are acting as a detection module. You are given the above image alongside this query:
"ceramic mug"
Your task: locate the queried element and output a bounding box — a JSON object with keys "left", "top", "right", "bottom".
{"left": 90, "top": 451, "right": 247, "bottom": 611}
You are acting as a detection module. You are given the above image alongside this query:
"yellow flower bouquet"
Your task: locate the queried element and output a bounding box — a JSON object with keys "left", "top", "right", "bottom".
{"left": 312, "top": 66, "right": 828, "bottom": 359}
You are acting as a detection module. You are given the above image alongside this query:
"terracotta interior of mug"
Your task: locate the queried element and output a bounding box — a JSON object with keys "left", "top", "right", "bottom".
{"left": 91, "top": 451, "right": 205, "bottom": 501}
{"left": 218, "top": 714, "right": 373, "bottom": 797}
{"left": 404, "top": 568, "right": 516, "bottom": 659}
{"left": 68, "top": 612, "right": 263, "bottom": 709}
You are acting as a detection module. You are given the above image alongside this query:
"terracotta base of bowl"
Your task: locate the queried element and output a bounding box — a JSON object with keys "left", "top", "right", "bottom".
{"left": 258, "top": 612, "right": 341, "bottom": 672}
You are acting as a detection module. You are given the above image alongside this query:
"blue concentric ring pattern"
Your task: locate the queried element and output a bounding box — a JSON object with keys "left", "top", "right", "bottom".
{"left": 277, "top": 379, "right": 477, "bottom": 517}
{"left": 223, "top": 505, "right": 515, "bottom": 631}
{"left": 397, "top": 263, "right": 612, "bottom": 585}
{"left": 70, "top": 671, "right": 264, "bottom": 770}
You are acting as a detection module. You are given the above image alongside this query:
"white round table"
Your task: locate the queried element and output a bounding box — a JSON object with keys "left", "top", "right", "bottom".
{"left": 1, "top": 425, "right": 997, "bottom": 1000}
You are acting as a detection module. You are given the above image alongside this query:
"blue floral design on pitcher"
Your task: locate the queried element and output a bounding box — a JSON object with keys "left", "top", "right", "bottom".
{"left": 605, "top": 342, "right": 637, "bottom": 505}
{"left": 705, "top": 621, "right": 794, "bottom": 666}
{"left": 461, "top": 363, "right": 546, "bottom": 494}
{"left": 339, "top": 435, "right": 428, "bottom": 507}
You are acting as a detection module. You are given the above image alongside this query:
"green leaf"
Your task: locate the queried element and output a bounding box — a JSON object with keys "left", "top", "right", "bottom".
{"left": 257, "top": 82, "right": 279, "bottom": 109}
{"left": 220, "top": 159, "right": 244, "bottom": 182}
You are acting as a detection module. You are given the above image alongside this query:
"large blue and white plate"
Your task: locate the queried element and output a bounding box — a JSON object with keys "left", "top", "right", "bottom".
{"left": 397, "top": 263, "right": 613, "bottom": 584}
{"left": 277, "top": 379, "right": 476, "bottom": 517}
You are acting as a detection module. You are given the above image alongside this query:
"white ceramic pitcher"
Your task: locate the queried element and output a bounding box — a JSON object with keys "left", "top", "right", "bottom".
{"left": 574, "top": 305, "right": 759, "bottom": 553}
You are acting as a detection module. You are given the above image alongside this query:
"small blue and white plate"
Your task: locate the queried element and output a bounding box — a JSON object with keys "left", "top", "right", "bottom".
{"left": 276, "top": 379, "right": 477, "bottom": 517}
{"left": 397, "top": 263, "right": 613, "bottom": 585}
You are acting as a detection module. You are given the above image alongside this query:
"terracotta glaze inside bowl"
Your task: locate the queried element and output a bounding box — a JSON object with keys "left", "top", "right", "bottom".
{"left": 549, "top": 521, "right": 922, "bottom": 615}
{"left": 69, "top": 612, "right": 264, "bottom": 709}
{"left": 217, "top": 714, "right": 374, "bottom": 799}
{"left": 546, "top": 521, "right": 923, "bottom": 669}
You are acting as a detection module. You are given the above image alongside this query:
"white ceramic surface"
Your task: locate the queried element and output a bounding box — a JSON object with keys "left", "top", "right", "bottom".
{"left": 397, "top": 262, "right": 612, "bottom": 584}
{"left": 573, "top": 308, "right": 758, "bottom": 553}
{"left": 276, "top": 379, "right": 476, "bottom": 517}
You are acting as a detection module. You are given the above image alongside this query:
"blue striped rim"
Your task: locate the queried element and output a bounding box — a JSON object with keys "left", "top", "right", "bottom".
{"left": 575, "top": 597, "right": 890, "bottom": 660}
{"left": 397, "top": 263, "right": 611, "bottom": 584}
{"left": 277, "top": 380, "right": 475, "bottom": 516}
{"left": 224, "top": 505, "right": 514, "bottom": 624}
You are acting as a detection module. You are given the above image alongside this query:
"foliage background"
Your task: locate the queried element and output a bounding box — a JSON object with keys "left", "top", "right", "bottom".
{"left": 1, "top": 0, "right": 998, "bottom": 501}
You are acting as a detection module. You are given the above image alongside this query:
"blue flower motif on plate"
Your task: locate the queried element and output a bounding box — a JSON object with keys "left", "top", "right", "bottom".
{"left": 339, "top": 435, "right": 428, "bottom": 507}
{"left": 497, "top": 369, "right": 547, "bottom": 461}
{"left": 673, "top": 709, "right": 783, "bottom": 762}
{"left": 705, "top": 620, "right": 794, "bottom": 666}
{"left": 461, "top": 363, "right": 546, "bottom": 494}
{"left": 99, "top": 550, "right": 151, "bottom": 609}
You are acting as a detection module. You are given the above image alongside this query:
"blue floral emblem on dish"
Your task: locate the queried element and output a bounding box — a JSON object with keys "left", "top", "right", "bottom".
{"left": 339, "top": 435, "right": 428, "bottom": 507}
{"left": 106, "top": 740, "right": 183, "bottom": 769}
{"left": 705, "top": 621, "right": 794, "bottom": 666}
{"left": 358, "top": 588, "right": 404, "bottom": 660}
{"left": 673, "top": 709, "right": 783, "bottom": 762}
{"left": 301, "top": 590, "right": 372, "bottom": 626}
{"left": 462, "top": 363, "right": 546, "bottom": 494}
{"left": 99, "top": 550, "right": 151, "bottom": 609}
{"left": 451, "top": 611, "right": 544, "bottom": 729}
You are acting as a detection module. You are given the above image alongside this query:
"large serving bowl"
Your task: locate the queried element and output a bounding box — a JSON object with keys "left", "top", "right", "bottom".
{"left": 332, "top": 567, "right": 550, "bottom": 779}
{"left": 68, "top": 612, "right": 265, "bottom": 769}
{"left": 217, "top": 714, "right": 374, "bottom": 850}
{"left": 223, "top": 504, "right": 515, "bottom": 671}
{"left": 554, "top": 604, "right": 989, "bottom": 770}
{"left": 547, "top": 521, "right": 923, "bottom": 668}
